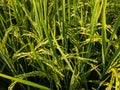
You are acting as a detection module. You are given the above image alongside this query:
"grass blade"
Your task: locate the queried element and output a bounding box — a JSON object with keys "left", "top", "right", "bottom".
{"left": 101, "top": 0, "right": 107, "bottom": 71}
{"left": 110, "top": 15, "right": 120, "bottom": 41}
{"left": 62, "top": 0, "right": 66, "bottom": 48}
{"left": 42, "top": 0, "right": 58, "bottom": 60}
{"left": 86, "top": 0, "right": 103, "bottom": 58}
{"left": 33, "top": 0, "right": 44, "bottom": 40}
{"left": 106, "top": 15, "right": 120, "bottom": 53}
{"left": 67, "top": 0, "right": 71, "bottom": 22}
{"left": 102, "top": 47, "right": 120, "bottom": 75}
{"left": 0, "top": 49, "right": 16, "bottom": 75}
{"left": 0, "top": 73, "right": 51, "bottom": 90}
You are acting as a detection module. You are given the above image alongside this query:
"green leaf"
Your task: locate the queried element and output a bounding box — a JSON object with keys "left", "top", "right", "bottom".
{"left": 0, "top": 73, "right": 51, "bottom": 90}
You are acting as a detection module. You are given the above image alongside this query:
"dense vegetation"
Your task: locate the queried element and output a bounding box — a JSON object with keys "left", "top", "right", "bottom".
{"left": 0, "top": 0, "right": 120, "bottom": 90}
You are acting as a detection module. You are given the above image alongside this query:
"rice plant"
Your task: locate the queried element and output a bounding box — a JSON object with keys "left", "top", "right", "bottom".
{"left": 0, "top": 0, "right": 120, "bottom": 90}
